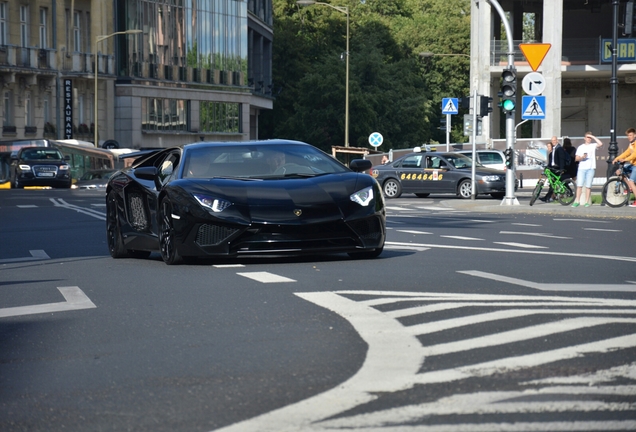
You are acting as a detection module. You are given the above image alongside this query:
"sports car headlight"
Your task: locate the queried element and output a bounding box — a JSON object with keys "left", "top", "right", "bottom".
{"left": 350, "top": 186, "right": 374, "bottom": 206}
{"left": 482, "top": 175, "right": 501, "bottom": 182}
{"left": 193, "top": 194, "right": 232, "bottom": 213}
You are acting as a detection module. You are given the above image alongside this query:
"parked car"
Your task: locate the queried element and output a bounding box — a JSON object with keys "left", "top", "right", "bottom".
{"left": 456, "top": 149, "right": 507, "bottom": 171}
{"left": 106, "top": 140, "right": 386, "bottom": 264}
{"left": 10, "top": 147, "right": 72, "bottom": 189}
{"left": 72, "top": 169, "right": 118, "bottom": 190}
{"left": 371, "top": 150, "right": 506, "bottom": 199}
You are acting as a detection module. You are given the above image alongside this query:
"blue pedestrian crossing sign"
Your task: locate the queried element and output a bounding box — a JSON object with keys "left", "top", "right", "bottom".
{"left": 368, "top": 132, "right": 383, "bottom": 147}
{"left": 521, "top": 95, "right": 546, "bottom": 120}
{"left": 442, "top": 98, "right": 459, "bottom": 115}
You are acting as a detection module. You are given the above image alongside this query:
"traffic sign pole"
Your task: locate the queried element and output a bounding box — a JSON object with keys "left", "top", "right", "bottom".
{"left": 446, "top": 113, "right": 450, "bottom": 151}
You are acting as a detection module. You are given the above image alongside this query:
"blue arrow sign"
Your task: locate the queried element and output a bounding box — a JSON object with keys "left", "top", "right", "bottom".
{"left": 442, "top": 98, "right": 459, "bottom": 115}
{"left": 521, "top": 95, "right": 546, "bottom": 120}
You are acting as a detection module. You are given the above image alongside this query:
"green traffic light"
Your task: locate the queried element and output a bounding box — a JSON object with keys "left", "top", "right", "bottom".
{"left": 502, "top": 99, "right": 515, "bottom": 111}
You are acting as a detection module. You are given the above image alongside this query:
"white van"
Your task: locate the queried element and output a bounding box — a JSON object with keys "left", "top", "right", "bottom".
{"left": 457, "top": 149, "right": 506, "bottom": 171}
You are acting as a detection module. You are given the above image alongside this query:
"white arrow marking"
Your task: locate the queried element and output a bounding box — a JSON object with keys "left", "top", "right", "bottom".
{"left": 0, "top": 286, "right": 96, "bottom": 318}
{"left": 50, "top": 198, "right": 106, "bottom": 220}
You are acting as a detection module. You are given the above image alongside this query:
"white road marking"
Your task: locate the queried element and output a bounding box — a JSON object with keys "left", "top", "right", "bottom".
{"left": 493, "top": 241, "right": 548, "bottom": 249}
{"left": 415, "top": 206, "right": 456, "bottom": 211}
{"left": 512, "top": 223, "right": 542, "bottom": 227}
{"left": 584, "top": 228, "right": 622, "bottom": 232}
{"left": 459, "top": 269, "right": 636, "bottom": 292}
{"left": 384, "top": 244, "right": 430, "bottom": 252}
{"left": 91, "top": 203, "right": 106, "bottom": 207}
{"left": 0, "top": 249, "right": 50, "bottom": 264}
{"left": 213, "top": 290, "right": 636, "bottom": 432}
{"left": 50, "top": 198, "right": 106, "bottom": 220}
{"left": 396, "top": 230, "right": 433, "bottom": 235}
{"left": 213, "top": 264, "right": 245, "bottom": 268}
{"left": 554, "top": 218, "right": 610, "bottom": 223}
{"left": 385, "top": 241, "right": 636, "bottom": 262}
{"left": 386, "top": 206, "right": 412, "bottom": 211}
{"left": 468, "top": 219, "right": 496, "bottom": 223}
{"left": 17, "top": 205, "right": 37, "bottom": 208}
{"left": 0, "top": 286, "right": 96, "bottom": 318}
{"left": 499, "top": 231, "right": 571, "bottom": 239}
{"left": 440, "top": 235, "right": 483, "bottom": 241}
{"left": 237, "top": 272, "right": 296, "bottom": 283}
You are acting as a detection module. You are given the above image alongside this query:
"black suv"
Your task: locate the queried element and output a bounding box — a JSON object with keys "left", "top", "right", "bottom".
{"left": 10, "top": 147, "right": 72, "bottom": 188}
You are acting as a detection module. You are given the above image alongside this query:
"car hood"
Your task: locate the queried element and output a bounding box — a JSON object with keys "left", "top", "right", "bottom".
{"left": 171, "top": 173, "right": 375, "bottom": 223}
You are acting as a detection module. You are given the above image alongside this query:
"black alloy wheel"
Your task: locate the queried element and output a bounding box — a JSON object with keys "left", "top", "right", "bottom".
{"left": 106, "top": 191, "right": 130, "bottom": 258}
{"left": 159, "top": 198, "right": 184, "bottom": 265}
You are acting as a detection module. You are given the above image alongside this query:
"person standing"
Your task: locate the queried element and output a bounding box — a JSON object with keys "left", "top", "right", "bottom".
{"left": 611, "top": 127, "right": 636, "bottom": 207}
{"left": 572, "top": 132, "right": 603, "bottom": 208}
{"left": 540, "top": 136, "right": 568, "bottom": 202}
{"left": 563, "top": 137, "right": 577, "bottom": 180}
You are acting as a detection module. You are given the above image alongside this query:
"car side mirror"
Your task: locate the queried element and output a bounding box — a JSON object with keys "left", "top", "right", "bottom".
{"left": 64, "top": 155, "right": 70, "bottom": 161}
{"left": 134, "top": 166, "right": 157, "bottom": 180}
{"left": 349, "top": 159, "right": 372, "bottom": 172}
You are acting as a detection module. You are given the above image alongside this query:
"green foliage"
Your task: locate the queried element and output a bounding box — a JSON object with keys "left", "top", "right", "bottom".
{"left": 260, "top": 0, "right": 471, "bottom": 151}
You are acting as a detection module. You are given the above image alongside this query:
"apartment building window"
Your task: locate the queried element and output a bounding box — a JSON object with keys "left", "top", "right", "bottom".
{"left": 141, "top": 98, "right": 188, "bottom": 133}
{"left": 73, "top": 11, "right": 81, "bottom": 52}
{"left": 0, "top": 3, "right": 7, "bottom": 46}
{"left": 200, "top": 102, "right": 242, "bottom": 134}
{"left": 20, "top": 6, "right": 30, "bottom": 47}
{"left": 39, "top": 8, "right": 48, "bottom": 49}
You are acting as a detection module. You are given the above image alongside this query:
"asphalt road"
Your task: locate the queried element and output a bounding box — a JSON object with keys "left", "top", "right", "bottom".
{"left": 1, "top": 189, "right": 635, "bottom": 431}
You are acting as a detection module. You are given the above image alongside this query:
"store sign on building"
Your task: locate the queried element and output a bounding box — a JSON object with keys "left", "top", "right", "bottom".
{"left": 64, "top": 79, "right": 73, "bottom": 139}
{"left": 601, "top": 39, "right": 636, "bottom": 63}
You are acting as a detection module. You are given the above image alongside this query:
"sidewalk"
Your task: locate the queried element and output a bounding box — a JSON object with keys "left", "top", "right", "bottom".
{"left": 440, "top": 188, "right": 636, "bottom": 219}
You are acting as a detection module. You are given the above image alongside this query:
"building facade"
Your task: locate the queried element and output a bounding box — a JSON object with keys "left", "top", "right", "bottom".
{"left": 470, "top": 0, "right": 636, "bottom": 143}
{"left": 0, "top": 0, "right": 273, "bottom": 149}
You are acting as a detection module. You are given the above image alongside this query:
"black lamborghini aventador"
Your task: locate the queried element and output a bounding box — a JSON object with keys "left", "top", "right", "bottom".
{"left": 106, "top": 140, "right": 386, "bottom": 264}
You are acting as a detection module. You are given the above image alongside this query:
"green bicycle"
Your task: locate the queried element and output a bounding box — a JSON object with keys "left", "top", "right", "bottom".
{"left": 529, "top": 164, "right": 576, "bottom": 206}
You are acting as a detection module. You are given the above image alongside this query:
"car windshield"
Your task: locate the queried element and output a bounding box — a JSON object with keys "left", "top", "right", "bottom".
{"left": 445, "top": 154, "right": 476, "bottom": 169}
{"left": 21, "top": 149, "right": 64, "bottom": 160}
{"left": 182, "top": 144, "right": 349, "bottom": 179}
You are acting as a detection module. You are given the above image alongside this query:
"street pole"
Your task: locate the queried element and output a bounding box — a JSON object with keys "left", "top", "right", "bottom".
{"left": 487, "top": 0, "right": 519, "bottom": 205}
{"left": 446, "top": 113, "right": 450, "bottom": 151}
{"left": 608, "top": 0, "right": 620, "bottom": 177}
{"left": 471, "top": 90, "right": 477, "bottom": 200}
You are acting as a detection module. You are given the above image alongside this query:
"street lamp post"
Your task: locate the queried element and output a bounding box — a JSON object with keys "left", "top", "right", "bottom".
{"left": 94, "top": 29, "right": 142, "bottom": 148}
{"left": 297, "top": 1, "right": 349, "bottom": 147}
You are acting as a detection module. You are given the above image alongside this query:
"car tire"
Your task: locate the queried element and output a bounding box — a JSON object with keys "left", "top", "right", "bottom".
{"left": 106, "top": 191, "right": 130, "bottom": 258}
{"left": 348, "top": 246, "right": 383, "bottom": 259}
{"left": 383, "top": 179, "right": 402, "bottom": 198}
{"left": 415, "top": 193, "right": 430, "bottom": 198}
{"left": 457, "top": 179, "right": 472, "bottom": 199}
{"left": 159, "top": 198, "right": 184, "bottom": 265}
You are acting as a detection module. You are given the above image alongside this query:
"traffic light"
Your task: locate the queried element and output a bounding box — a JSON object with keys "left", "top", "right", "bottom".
{"left": 504, "top": 148, "right": 513, "bottom": 169}
{"left": 460, "top": 96, "right": 470, "bottom": 110}
{"left": 624, "top": 1, "right": 636, "bottom": 36}
{"left": 500, "top": 67, "right": 517, "bottom": 114}
{"left": 479, "top": 96, "right": 493, "bottom": 118}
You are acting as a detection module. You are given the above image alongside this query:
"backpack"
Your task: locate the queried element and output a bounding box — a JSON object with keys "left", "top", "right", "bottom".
{"left": 563, "top": 148, "right": 572, "bottom": 167}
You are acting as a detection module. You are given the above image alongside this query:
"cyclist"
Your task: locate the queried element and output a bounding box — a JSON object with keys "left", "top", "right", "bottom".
{"left": 611, "top": 127, "right": 636, "bottom": 207}
{"left": 540, "top": 136, "right": 569, "bottom": 202}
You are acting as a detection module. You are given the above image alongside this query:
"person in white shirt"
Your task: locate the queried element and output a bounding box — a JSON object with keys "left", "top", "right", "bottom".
{"left": 572, "top": 132, "right": 603, "bottom": 207}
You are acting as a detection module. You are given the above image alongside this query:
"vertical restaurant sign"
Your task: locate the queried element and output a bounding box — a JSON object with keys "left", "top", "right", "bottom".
{"left": 64, "top": 79, "right": 73, "bottom": 139}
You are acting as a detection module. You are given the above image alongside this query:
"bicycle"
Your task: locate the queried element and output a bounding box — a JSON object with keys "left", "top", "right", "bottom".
{"left": 529, "top": 164, "right": 576, "bottom": 206}
{"left": 601, "top": 162, "right": 633, "bottom": 208}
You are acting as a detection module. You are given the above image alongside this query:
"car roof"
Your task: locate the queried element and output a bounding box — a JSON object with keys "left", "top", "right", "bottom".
{"left": 182, "top": 139, "right": 309, "bottom": 150}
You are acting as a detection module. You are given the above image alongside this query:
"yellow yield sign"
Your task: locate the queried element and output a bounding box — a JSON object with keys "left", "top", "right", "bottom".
{"left": 519, "top": 43, "right": 551, "bottom": 71}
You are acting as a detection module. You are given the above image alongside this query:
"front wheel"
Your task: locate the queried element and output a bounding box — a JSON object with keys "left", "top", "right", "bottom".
{"left": 457, "top": 180, "right": 472, "bottom": 199}
{"left": 383, "top": 179, "right": 402, "bottom": 198}
{"left": 159, "top": 198, "right": 184, "bottom": 265}
{"left": 106, "top": 191, "right": 130, "bottom": 258}
{"left": 529, "top": 180, "right": 543, "bottom": 206}
{"left": 602, "top": 177, "right": 630, "bottom": 208}
{"left": 556, "top": 179, "right": 576, "bottom": 206}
